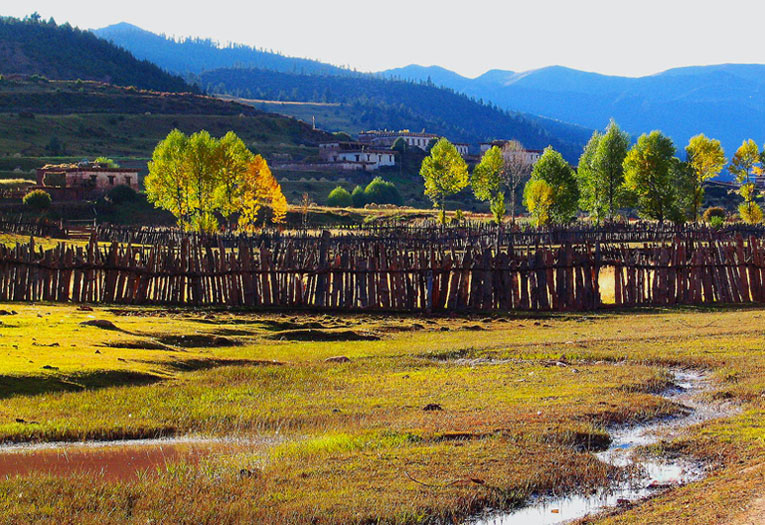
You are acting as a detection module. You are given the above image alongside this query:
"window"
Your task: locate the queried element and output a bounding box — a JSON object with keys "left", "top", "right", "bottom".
{"left": 107, "top": 175, "right": 115, "bottom": 185}
{"left": 124, "top": 176, "right": 131, "bottom": 185}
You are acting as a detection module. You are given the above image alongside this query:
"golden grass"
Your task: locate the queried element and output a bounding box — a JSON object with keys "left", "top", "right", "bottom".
{"left": 0, "top": 303, "right": 764, "bottom": 523}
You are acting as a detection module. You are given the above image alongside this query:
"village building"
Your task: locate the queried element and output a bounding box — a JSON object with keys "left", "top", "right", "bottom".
{"left": 480, "top": 140, "right": 543, "bottom": 165}
{"left": 35, "top": 162, "right": 140, "bottom": 200}
{"left": 454, "top": 143, "right": 470, "bottom": 157}
{"left": 317, "top": 141, "right": 396, "bottom": 171}
{"left": 358, "top": 130, "right": 440, "bottom": 151}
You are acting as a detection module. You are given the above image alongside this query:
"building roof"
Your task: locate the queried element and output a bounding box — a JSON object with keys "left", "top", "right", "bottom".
{"left": 39, "top": 162, "right": 138, "bottom": 173}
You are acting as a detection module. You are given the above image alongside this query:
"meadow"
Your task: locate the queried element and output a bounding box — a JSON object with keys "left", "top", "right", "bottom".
{"left": 0, "top": 302, "right": 763, "bottom": 524}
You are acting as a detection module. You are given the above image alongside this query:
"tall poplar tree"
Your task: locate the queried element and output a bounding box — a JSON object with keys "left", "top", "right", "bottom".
{"left": 420, "top": 138, "right": 469, "bottom": 224}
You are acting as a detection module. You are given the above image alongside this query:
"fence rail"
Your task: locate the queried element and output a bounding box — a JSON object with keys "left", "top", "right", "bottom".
{"left": 91, "top": 222, "right": 765, "bottom": 250}
{"left": 2, "top": 233, "right": 764, "bottom": 312}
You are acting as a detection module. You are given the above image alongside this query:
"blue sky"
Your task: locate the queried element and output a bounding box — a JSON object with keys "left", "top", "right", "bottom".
{"left": 6, "top": 0, "right": 765, "bottom": 78}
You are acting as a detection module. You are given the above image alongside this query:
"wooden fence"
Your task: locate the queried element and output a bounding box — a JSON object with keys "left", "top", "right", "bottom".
{"left": 2, "top": 234, "right": 765, "bottom": 311}
{"left": 92, "top": 222, "right": 765, "bottom": 250}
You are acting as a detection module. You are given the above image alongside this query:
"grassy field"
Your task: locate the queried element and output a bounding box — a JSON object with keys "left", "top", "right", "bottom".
{"left": 0, "top": 303, "right": 763, "bottom": 523}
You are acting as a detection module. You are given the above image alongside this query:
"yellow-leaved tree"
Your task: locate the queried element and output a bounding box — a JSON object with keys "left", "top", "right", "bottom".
{"left": 235, "top": 155, "right": 288, "bottom": 231}
{"left": 146, "top": 130, "right": 287, "bottom": 232}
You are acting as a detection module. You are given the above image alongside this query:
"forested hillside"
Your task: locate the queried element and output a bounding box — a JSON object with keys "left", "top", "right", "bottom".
{"left": 94, "top": 22, "right": 351, "bottom": 76}
{"left": 199, "top": 68, "right": 592, "bottom": 160}
{"left": 0, "top": 15, "right": 194, "bottom": 93}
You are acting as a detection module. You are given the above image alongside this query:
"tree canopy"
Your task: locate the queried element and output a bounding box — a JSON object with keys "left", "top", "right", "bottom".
{"left": 623, "top": 131, "right": 678, "bottom": 223}
{"left": 145, "top": 129, "right": 286, "bottom": 231}
{"left": 420, "top": 138, "right": 469, "bottom": 223}
{"left": 685, "top": 134, "right": 726, "bottom": 221}
{"left": 523, "top": 147, "right": 579, "bottom": 224}
{"left": 471, "top": 145, "right": 505, "bottom": 223}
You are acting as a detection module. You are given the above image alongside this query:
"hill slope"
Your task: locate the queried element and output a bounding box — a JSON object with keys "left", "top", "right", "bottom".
{"left": 92, "top": 23, "right": 592, "bottom": 161}
{"left": 198, "top": 68, "right": 592, "bottom": 160}
{"left": 94, "top": 22, "right": 351, "bottom": 77}
{"left": 383, "top": 63, "right": 765, "bottom": 164}
{"left": 0, "top": 16, "right": 193, "bottom": 93}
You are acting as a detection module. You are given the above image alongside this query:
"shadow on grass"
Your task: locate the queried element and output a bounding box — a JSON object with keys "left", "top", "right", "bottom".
{"left": 0, "top": 370, "right": 163, "bottom": 400}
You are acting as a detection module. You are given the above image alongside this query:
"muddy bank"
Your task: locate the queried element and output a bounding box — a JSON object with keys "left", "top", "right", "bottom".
{"left": 0, "top": 436, "right": 274, "bottom": 482}
{"left": 470, "top": 369, "right": 736, "bottom": 525}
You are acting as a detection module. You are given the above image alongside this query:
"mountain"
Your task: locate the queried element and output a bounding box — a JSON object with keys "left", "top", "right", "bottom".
{"left": 0, "top": 16, "right": 194, "bottom": 93}
{"left": 91, "top": 23, "right": 592, "bottom": 160}
{"left": 197, "top": 68, "right": 593, "bottom": 160}
{"left": 382, "top": 63, "right": 765, "bottom": 165}
{"left": 94, "top": 22, "right": 351, "bottom": 76}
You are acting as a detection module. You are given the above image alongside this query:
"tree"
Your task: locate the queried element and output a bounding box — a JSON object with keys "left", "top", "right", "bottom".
{"left": 391, "top": 137, "right": 408, "bottom": 152}
{"left": 685, "top": 134, "right": 726, "bottom": 221}
{"left": 364, "top": 177, "right": 402, "bottom": 205}
{"left": 94, "top": 156, "right": 120, "bottom": 168}
{"left": 523, "top": 180, "right": 553, "bottom": 227}
{"left": 235, "top": 155, "right": 287, "bottom": 230}
{"left": 471, "top": 145, "right": 505, "bottom": 224}
{"left": 327, "top": 186, "right": 353, "bottom": 207}
{"left": 577, "top": 131, "right": 603, "bottom": 220}
{"left": 146, "top": 130, "right": 285, "bottom": 232}
{"left": 577, "top": 121, "right": 631, "bottom": 223}
{"left": 146, "top": 129, "right": 192, "bottom": 229}
{"left": 729, "top": 140, "right": 762, "bottom": 224}
{"left": 623, "top": 131, "right": 678, "bottom": 223}
{"left": 524, "top": 147, "right": 579, "bottom": 224}
{"left": 351, "top": 185, "right": 366, "bottom": 207}
{"left": 499, "top": 140, "right": 534, "bottom": 223}
{"left": 23, "top": 189, "right": 51, "bottom": 211}
{"left": 420, "top": 138, "right": 469, "bottom": 224}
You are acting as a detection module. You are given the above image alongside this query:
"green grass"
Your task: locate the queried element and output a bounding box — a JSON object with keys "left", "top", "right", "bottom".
{"left": 0, "top": 304, "right": 763, "bottom": 523}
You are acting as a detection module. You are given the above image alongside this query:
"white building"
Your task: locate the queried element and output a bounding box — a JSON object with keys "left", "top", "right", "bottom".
{"left": 454, "top": 143, "right": 470, "bottom": 157}
{"left": 358, "top": 130, "right": 440, "bottom": 151}
{"left": 318, "top": 141, "right": 396, "bottom": 171}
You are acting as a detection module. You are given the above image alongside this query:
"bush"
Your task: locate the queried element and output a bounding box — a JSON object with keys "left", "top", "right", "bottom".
{"left": 702, "top": 206, "right": 727, "bottom": 223}
{"left": 709, "top": 216, "right": 725, "bottom": 229}
{"left": 364, "top": 177, "right": 402, "bottom": 206}
{"left": 739, "top": 202, "right": 763, "bottom": 224}
{"left": 106, "top": 184, "right": 139, "bottom": 205}
{"left": 326, "top": 186, "right": 352, "bottom": 207}
{"left": 351, "top": 185, "right": 366, "bottom": 208}
{"left": 23, "top": 189, "right": 52, "bottom": 211}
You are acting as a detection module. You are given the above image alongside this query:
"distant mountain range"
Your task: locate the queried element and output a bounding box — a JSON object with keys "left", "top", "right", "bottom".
{"left": 92, "top": 23, "right": 593, "bottom": 160}
{"left": 382, "top": 64, "right": 765, "bottom": 163}
{"left": 0, "top": 16, "right": 193, "bottom": 93}
{"left": 90, "top": 22, "right": 765, "bottom": 169}
{"left": 94, "top": 22, "right": 353, "bottom": 77}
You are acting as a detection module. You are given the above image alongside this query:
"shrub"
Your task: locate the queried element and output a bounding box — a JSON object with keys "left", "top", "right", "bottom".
{"left": 351, "top": 185, "right": 366, "bottom": 208}
{"left": 106, "top": 184, "right": 139, "bottom": 205}
{"left": 23, "top": 189, "right": 52, "bottom": 211}
{"left": 364, "top": 177, "right": 402, "bottom": 206}
{"left": 327, "top": 186, "right": 352, "bottom": 208}
{"left": 95, "top": 156, "right": 120, "bottom": 168}
{"left": 702, "top": 206, "right": 727, "bottom": 223}
{"left": 709, "top": 216, "right": 725, "bottom": 229}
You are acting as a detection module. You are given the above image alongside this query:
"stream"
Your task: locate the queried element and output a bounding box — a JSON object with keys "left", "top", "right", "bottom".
{"left": 470, "top": 369, "right": 735, "bottom": 525}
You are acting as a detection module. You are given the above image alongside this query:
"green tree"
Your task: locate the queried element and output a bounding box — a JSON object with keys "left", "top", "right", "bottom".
{"left": 146, "top": 129, "right": 192, "bottom": 229}
{"left": 524, "top": 146, "right": 579, "bottom": 224}
{"left": 420, "top": 138, "right": 469, "bottom": 224}
{"left": 623, "top": 131, "right": 678, "bottom": 223}
{"left": 391, "top": 137, "right": 408, "bottom": 152}
{"left": 729, "top": 140, "right": 762, "bottom": 224}
{"left": 351, "top": 185, "right": 366, "bottom": 207}
{"left": 577, "top": 121, "right": 631, "bottom": 222}
{"left": 215, "top": 131, "right": 254, "bottom": 219}
{"left": 94, "top": 156, "right": 120, "bottom": 168}
{"left": 471, "top": 145, "right": 505, "bottom": 224}
{"left": 364, "top": 177, "right": 402, "bottom": 205}
{"left": 327, "top": 186, "right": 353, "bottom": 207}
{"left": 523, "top": 179, "right": 554, "bottom": 227}
{"left": 685, "top": 134, "right": 726, "bottom": 221}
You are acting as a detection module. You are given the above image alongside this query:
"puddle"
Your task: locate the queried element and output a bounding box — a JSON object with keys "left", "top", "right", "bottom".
{"left": 471, "top": 369, "right": 736, "bottom": 525}
{"left": 0, "top": 436, "right": 272, "bottom": 482}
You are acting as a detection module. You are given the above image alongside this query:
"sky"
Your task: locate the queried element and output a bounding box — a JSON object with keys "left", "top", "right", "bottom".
{"left": 5, "top": 0, "right": 765, "bottom": 78}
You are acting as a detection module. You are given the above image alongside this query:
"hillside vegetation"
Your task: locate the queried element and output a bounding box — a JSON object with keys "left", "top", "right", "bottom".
{"left": 200, "top": 68, "right": 592, "bottom": 161}
{"left": 0, "top": 16, "right": 193, "bottom": 93}
{"left": 94, "top": 22, "right": 350, "bottom": 76}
